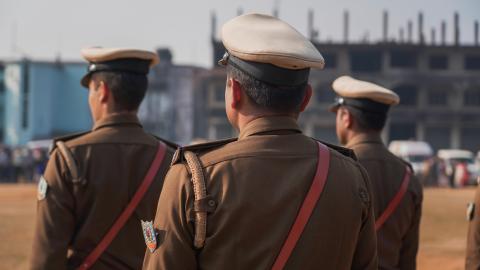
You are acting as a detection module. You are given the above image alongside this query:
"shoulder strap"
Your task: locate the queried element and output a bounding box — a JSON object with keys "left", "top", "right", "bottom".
{"left": 271, "top": 142, "right": 331, "bottom": 270}
{"left": 77, "top": 142, "right": 167, "bottom": 270}
{"left": 375, "top": 166, "right": 412, "bottom": 231}
{"left": 55, "top": 141, "right": 83, "bottom": 184}
{"left": 150, "top": 135, "right": 179, "bottom": 149}
{"left": 317, "top": 139, "right": 357, "bottom": 161}
{"left": 50, "top": 131, "right": 90, "bottom": 154}
{"left": 171, "top": 138, "right": 237, "bottom": 165}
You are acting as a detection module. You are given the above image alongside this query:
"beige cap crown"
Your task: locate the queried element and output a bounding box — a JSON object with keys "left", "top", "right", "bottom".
{"left": 81, "top": 47, "right": 160, "bottom": 66}
{"left": 332, "top": 76, "right": 400, "bottom": 105}
{"left": 221, "top": 13, "right": 324, "bottom": 70}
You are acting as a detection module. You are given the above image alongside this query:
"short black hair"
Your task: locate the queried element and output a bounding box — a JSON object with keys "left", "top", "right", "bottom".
{"left": 226, "top": 64, "right": 308, "bottom": 113}
{"left": 91, "top": 71, "right": 148, "bottom": 111}
{"left": 346, "top": 106, "right": 387, "bottom": 131}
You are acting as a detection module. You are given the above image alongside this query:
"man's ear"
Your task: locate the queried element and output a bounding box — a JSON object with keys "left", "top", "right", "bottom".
{"left": 230, "top": 78, "right": 243, "bottom": 109}
{"left": 340, "top": 107, "right": 353, "bottom": 129}
{"left": 299, "top": 84, "right": 313, "bottom": 112}
{"left": 98, "top": 81, "right": 110, "bottom": 104}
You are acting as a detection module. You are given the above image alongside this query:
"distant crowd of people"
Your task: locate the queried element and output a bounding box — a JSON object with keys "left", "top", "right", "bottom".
{"left": 421, "top": 157, "right": 477, "bottom": 188}
{"left": 0, "top": 145, "right": 48, "bottom": 183}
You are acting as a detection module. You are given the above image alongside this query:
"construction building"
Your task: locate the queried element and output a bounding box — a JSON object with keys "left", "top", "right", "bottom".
{"left": 195, "top": 11, "right": 480, "bottom": 152}
{"left": 141, "top": 49, "right": 206, "bottom": 145}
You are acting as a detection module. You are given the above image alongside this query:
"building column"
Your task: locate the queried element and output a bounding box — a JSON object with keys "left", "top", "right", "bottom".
{"left": 337, "top": 49, "right": 350, "bottom": 74}
{"left": 382, "top": 50, "right": 390, "bottom": 73}
{"left": 417, "top": 87, "right": 427, "bottom": 109}
{"left": 451, "top": 84, "right": 464, "bottom": 149}
{"left": 416, "top": 121, "right": 425, "bottom": 141}
{"left": 451, "top": 122, "right": 461, "bottom": 149}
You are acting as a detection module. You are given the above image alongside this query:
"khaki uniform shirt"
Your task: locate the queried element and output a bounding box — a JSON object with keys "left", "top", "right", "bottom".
{"left": 30, "top": 114, "right": 176, "bottom": 270}
{"left": 346, "top": 134, "right": 423, "bottom": 270}
{"left": 143, "top": 116, "right": 378, "bottom": 270}
{"left": 466, "top": 184, "right": 480, "bottom": 269}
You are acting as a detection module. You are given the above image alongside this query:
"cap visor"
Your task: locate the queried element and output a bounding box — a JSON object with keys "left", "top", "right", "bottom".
{"left": 328, "top": 103, "right": 340, "bottom": 113}
{"left": 81, "top": 73, "right": 91, "bottom": 88}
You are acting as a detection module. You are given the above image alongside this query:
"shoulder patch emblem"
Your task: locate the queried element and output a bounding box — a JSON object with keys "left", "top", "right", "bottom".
{"left": 467, "top": 202, "right": 475, "bottom": 221}
{"left": 141, "top": 220, "right": 157, "bottom": 253}
{"left": 37, "top": 176, "right": 48, "bottom": 201}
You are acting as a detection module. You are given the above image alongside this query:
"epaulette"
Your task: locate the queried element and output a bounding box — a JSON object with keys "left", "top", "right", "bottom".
{"left": 314, "top": 139, "right": 358, "bottom": 161}
{"left": 397, "top": 156, "right": 414, "bottom": 171}
{"left": 49, "top": 131, "right": 89, "bottom": 185}
{"left": 171, "top": 138, "right": 237, "bottom": 166}
{"left": 49, "top": 131, "right": 91, "bottom": 155}
{"left": 150, "top": 135, "right": 179, "bottom": 150}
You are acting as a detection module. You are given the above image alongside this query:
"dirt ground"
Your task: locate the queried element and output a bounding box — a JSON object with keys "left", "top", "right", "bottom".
{"left": 0, "top": 184, "right": 476, "bottom": 270}
{"left": 417, "top": 187, "right": 474, "bottom": 270}
{"left": 0, "top": 184, "right": 37, "bottom": 270}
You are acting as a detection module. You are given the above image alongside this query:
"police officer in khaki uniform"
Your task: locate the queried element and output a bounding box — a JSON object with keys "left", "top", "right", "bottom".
{"left": 142, "top": 14, "right": 378, "bottom": 269}
{"left": 30, "top": 48, "right": 176, "bottom": 269}
{"left": 330, "top": 76, "right": 423, "bottom": 269}
{"left": 466, "top": 179, "right": 480, "bottom": 269}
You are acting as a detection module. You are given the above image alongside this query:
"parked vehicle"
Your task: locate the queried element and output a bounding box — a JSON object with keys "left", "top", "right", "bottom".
{"left": 26, "top": 139, "right": 52, "bottom": 151}
{"left": 437, "top": 149, "right": 479, "bottom": 187}
{"left": 388, "top": 140, "right": 434, "bottom": 177}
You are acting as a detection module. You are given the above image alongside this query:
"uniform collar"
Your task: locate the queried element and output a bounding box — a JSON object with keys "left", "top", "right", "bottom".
{"left": 345, "top": 133, "right": 384, "bottom": 149}
{"left": 93, "top": 113, "right": 142, "bottom": 131}
{"left": 238, "top": 116, "right": 302, "bottom": 140}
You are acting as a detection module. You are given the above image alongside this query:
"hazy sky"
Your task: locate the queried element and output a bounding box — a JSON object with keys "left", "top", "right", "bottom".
{"left": 0, "top": 0, "right": 478, "bottom": 68}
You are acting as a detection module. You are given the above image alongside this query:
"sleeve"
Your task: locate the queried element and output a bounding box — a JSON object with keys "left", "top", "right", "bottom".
{"left": 30, "top": 150, "right": 76, "bottom": 270}
{"left": 399, "top": 176, "right": 423, "bottom": 270}
{"left": 351, "top": 164, "right": 378, "bottom": 270}
{"left": 466, "top": 186, "right": 480, "bottom": 270}
{"left": 142, "top": 164, "right": 197, "bottom": 270}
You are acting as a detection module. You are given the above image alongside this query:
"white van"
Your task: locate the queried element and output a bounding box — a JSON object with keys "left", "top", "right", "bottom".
{"left": 388, "top": 140, "right": 434, "bottom": 176}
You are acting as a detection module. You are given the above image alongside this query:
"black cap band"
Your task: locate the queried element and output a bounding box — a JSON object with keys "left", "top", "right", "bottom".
{"left": 81, "top": 58, "right": 150, "bottom": 87}
{"left": 333, "top": 96, "right": 391, "bottom": 114}
{"left": 87, "top": 58, "right": 150, "bottom": 75}
{"left": 218, "top": 52, "right": 310, "bottom": 87}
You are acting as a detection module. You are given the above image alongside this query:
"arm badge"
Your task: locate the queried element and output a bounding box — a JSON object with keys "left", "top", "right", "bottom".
{"left": 141, "top": 220, "right": 158, "bottom": 253}
{"left": 37, "top": 176, "right": 48, "bottom": 201}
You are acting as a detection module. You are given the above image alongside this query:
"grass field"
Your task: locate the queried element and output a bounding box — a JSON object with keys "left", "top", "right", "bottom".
{"left": 0, "top": 184, "right": 475, "bottom": 269}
